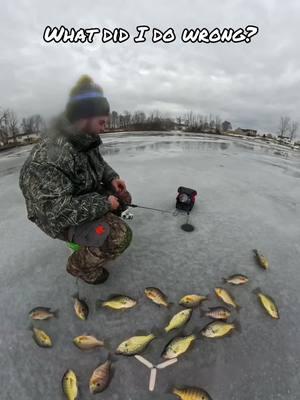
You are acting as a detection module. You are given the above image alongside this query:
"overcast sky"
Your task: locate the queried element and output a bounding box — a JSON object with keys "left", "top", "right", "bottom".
{"left": 0, "top": 0, "right": 299, "bottom": 133}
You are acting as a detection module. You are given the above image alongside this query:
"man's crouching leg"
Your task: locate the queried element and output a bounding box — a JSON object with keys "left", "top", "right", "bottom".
{"left": 66, "top": 212, "right": 133, "bottom": 284}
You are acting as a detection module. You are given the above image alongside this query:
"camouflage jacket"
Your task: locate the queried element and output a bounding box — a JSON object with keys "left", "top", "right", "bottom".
{"left": 19, "top": 112, "right": 120, "bottom": 240}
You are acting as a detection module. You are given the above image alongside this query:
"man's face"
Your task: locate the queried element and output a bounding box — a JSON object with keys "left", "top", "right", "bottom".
{"left": 80, "top": 116, "right": 109, "bottom": 135}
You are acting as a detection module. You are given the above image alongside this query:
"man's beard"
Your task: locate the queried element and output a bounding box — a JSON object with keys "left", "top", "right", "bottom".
{"left": 84, "top": 120, "right": 99, "bottom": 135}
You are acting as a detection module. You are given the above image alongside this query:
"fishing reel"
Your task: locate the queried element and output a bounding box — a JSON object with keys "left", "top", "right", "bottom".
{"left": 121, "top": 209, "right": 134, "bottom": 220}
{"left": 113, "top": 190, "right": 134, "bottom": 219}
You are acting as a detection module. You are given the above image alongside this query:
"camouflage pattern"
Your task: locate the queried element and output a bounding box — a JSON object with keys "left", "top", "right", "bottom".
{"left": 19, "top": 112, "right": 120, "bottom": 240}
{"left": 66, "top": 212, "right": 133, "bottom": 284}
{"left": 19, "top": 111, "right": 133, "bottom": 284}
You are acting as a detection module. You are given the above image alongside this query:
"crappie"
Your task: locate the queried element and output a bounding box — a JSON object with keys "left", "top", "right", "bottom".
{"left": 179, "top": 294, "right": 208, "bottom": 308}
{"left": 97, "top": 295, "right": 137, "bottom": 310}
{"left": 172, "top": 386, "right": 212, "bottom": 400}
{"left": 89, "top": 358, "right": 112, "bottom": 394}
{"left": 214, "top": 287, "right": 240, "bottom": 309}
{"left": 201, "top": 320, "right": 240, "bottom": 338}
{"left": 253, "top": 288, "right": 279, "bottom": 319}
{"left": 222, "top": 274, "right": 249, "bottom": 285}
{"left": 73, "top": 294, "right": 89, "bottom": 320}
{"left": 253, "top": 249, "right": 269, "bottom": 269}
{"left": 145, "top": 287, "right": 170, "bottom": 307}
{"left": 62, "top": 369, "right": 78, "bottom": 400}
{"left": 32, "top": 327, "right": 52, "bottom": 348}
{"left": 201, "top": 306, "right": 231, "bottom": 320}
{"left": 162, "top": 334, "right": 196, "bottom": 359}
{"left": 116, "top": 333, "right": 155, "bottom": 355}
{"left": 73, "top": 335, "right": 104, "bottom": 350}
{"left": 29, "top": 306, "right": 58, "bottom": 320}
{"left": 164, "top": 309, "right": 192, "bottom": 333}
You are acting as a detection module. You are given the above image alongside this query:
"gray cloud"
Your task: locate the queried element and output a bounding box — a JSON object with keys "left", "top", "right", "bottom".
{"left": 0, "top": 0, "right": 299, "bottom": 133}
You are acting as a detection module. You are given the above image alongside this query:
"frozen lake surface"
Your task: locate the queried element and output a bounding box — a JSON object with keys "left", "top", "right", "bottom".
{"left": 0, "top": 132, "right": 299, "bottom": 399}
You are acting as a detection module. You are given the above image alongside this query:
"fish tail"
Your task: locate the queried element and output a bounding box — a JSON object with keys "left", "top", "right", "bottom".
{"left": 103, "top": 338, "right": 112, "bottom": 351}
{"left": 151, "top": 326, "right": 165, "bottom": 338}
{"left": 107, "top": 352, "right": 119, "bottom": 363}
{"left": 95, "top": 299, "right": 104, "bottom": 309}
{"left": 235, "top": 304, "right": 242, "bottom": 313}
{"left": 191, "top": 327, "right": 201, "bottom": 340}
{"left": 253, "top": 249, "right": 258, "bottom": 255}
{"left": 199, "top": 308, "right": 206, "bottom": 318}
{"left": 233, "top": 319, "right": 242, "bottom": 333}
{"left": 53, "top": 309, "right": 59, "bottom": 318}
{"left": 167, "top": 302, "right": 174, "bottom": 309}
{"left": 206, "top": 293, "right": 213, "bottom": 301}
{"left": 165, "top": 384, "right": 176, "bottom": 395}
{"left": 252, "top": 287, "right": 261, "bottom": 295}
{"left": 222, "top": 278, "right": 227, "bottom": 284}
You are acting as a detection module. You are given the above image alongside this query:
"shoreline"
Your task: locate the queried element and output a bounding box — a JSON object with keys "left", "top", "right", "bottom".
{"left": 0, "top": 130, "right": 298, "bottom": 154}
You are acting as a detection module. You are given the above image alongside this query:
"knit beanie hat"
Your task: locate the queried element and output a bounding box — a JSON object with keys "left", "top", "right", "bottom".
{"left": 65, "top": 75, "right": 110, "bottom": 123}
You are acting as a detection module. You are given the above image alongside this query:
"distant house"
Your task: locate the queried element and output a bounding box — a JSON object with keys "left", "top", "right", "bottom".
{"left": 14, "top": 132, "right": 40, "bottom": 143}
{"left": 174, "top": 122, "right": 187, "bottom": 131}
{"left": 278, "top": 136, "right": 292, "bottom": 145}
{"left": 222, "top": 121, "right": 232, "bottom": 132}
{"left": 235, "top": 128, "right": 257, "bottom": 137}
{"left": 278, "top": 135, "right": 290, "bottom": 141}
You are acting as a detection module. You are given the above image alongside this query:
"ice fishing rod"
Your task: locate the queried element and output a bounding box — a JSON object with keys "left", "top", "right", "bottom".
{"left": 118, "top": 186, "right": 198, "bottom": 232}
{"left": 128, "top": 203, "right": 174, "bottom": 214}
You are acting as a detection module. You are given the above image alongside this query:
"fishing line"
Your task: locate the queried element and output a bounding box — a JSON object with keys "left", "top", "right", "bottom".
{"left": 117, "top": 186, "right": 197, "bottom": 232}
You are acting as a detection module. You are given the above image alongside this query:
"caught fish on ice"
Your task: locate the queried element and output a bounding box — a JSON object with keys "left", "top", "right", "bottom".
{"left": 222, "top": 274, "right": 249, "bottom": 285}
{"left": 200, "top": 306, "right": 231, "bottom": 321}
{"left": 253, "top": 249, "right": 269, "bottom": 270}
{"left": 62, "top": 369, "right": 78, "bottom": 400}
{"left": 144, "top": 287, "right": 171, "bottom": 307}
{"left": 73, "top": 293, "right": 89, "bottom": 320}
{"left": 29, "top": 306, "right": 58, "bottom": 320}
{"left": 161, "top": 334, "right": 197, "bottom": 359}
{"left": 164, "top": 309, "right": 193, "bottom": 333}
{"left": 89, "top": 357, "right": 113, "bottom": 394}
{"left": 201, "top": 320, "right": 241, "bottom": 338}
{"left": 116, "top": 333, "right": 156, "bottom": 356}
{"left": 96, "top": 294, "right": 137, "bottom": 310}
{"left": 253, "top": 288, "right": 279, "bottom": 319}
{"left": 73, "top": 335, "right": 104, "bottom": 350}
{"left": 179, "top": 294, "right": 208, "bottom": 308}
{"left": 214, "top": 287, "right": 240, "bottom": 309}
{"left": 172, "top": 386, "right": 213, "bottom": 400}
{"left": 32, "top": 327, "right": 53, "bottom": 348}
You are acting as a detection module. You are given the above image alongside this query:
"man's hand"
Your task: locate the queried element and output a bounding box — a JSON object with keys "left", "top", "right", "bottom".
{"left": 111, "top": 178, "right": 127, "bottom": 193}
{"left": 108, "top": 195, "right": 120, "bottom": 210}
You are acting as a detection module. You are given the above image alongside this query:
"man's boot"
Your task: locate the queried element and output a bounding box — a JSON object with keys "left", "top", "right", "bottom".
{"left": 66, "top": 245, "right": 109, "bottom": 285}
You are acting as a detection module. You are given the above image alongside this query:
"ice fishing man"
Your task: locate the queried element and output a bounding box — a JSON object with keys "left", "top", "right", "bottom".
{"left": 19, "top": 75, "right": 133, "bottom": 285}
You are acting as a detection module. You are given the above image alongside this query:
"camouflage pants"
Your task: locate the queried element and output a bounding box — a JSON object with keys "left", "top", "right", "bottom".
{"left": 66, "top": 211, "right": 133, "bottom": 284}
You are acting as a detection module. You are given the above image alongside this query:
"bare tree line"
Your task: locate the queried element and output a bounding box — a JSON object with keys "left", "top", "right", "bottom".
{"left": 1, "top": 106, "right": 299, "bottom": 149}
{"left": 278, "top": 116, "right": 299, "bottom": 141}
{"left": 0, "top": 107, "right": 46, "bottom": 146}
{"left": 182, "top": 112, "right": 230, "bottom": 133}
{"left": 108, "top": 110, "right": 176, "bottom": 131}
{"left": 108, "top": 110, "right": 233, "bottom": 134}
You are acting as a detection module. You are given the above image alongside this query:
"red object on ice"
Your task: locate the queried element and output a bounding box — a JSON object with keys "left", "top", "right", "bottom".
{"left": 95, "top": 225, "right": 106, "bottom": 235}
